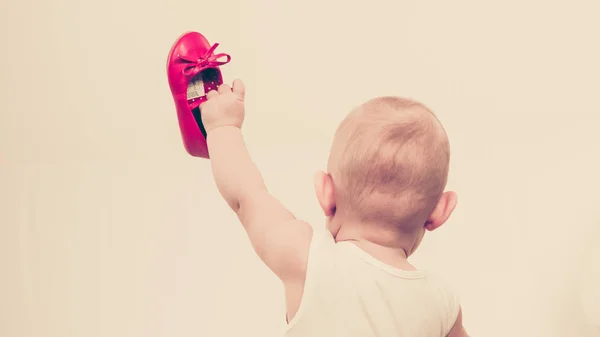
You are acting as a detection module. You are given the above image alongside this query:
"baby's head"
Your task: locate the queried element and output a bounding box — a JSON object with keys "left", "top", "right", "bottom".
{"left": 314, "top": 97, "right": 457, "bottom": 255}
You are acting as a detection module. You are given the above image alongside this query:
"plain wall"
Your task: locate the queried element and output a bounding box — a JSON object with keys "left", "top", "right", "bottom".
{"left": 1, "top": 0, "right": 599, "bottom": 336}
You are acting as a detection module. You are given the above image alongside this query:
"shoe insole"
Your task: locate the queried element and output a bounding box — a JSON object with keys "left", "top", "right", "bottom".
{"left": 187, "top": 68, "right": 221, "bottom": 138}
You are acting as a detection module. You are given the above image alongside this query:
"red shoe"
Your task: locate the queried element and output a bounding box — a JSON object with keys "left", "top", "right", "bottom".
{"left": 166, "top": 32, "right": 231, "bottom": 158}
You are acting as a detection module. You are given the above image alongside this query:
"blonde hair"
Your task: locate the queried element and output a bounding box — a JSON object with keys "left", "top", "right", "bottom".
{"left": 328, "top": 97, "right": 450, "bottom": 232}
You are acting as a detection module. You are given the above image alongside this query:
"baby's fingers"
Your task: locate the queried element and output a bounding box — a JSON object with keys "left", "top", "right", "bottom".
{"left": 206, "top": 90, "right": 219, "bottom": 100}
{"left": 218, "top": 84, "right": 231, "bottom": 94}
{"left": 232, "top": 79, "right": 246, "bottom": 100}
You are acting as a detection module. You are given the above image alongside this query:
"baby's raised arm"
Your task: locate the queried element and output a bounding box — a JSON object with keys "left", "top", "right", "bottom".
{"left": 200, "top": 81, "right": 313, "bottom": 284}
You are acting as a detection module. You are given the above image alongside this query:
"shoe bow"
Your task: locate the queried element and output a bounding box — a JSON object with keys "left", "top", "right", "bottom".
{"left": 178, "top": 43, "right": 231, "bottom": 76}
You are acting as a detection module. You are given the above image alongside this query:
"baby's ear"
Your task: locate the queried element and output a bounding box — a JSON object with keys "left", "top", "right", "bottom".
{"left": 313, "top": 171, "right": 336, "bottom": 216}
{"left": 424, "top": 191, "right": 458, "bottom": 231}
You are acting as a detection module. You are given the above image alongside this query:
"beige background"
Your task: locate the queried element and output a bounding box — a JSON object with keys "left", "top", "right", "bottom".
{"left": 1, "top": 0, "right": 600, "bottom": 336}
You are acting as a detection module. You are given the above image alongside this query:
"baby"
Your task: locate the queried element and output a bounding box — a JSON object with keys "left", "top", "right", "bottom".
{"left": 200, "top": 80, "right": 468, "bottom": 337}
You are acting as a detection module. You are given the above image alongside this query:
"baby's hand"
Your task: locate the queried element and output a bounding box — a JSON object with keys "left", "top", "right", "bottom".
{"left": 200, "top": 79, "right": 246, "bottom": 134}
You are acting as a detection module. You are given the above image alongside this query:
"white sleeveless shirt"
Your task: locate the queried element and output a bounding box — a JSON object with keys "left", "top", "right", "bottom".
{"left": 283, "top": 228, "right": 461, "bottom": 337}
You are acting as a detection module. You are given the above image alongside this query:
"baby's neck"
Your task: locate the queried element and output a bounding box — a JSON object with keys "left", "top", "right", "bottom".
{"left": 333, "top": 225, "right": 418, "bottom": 271}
